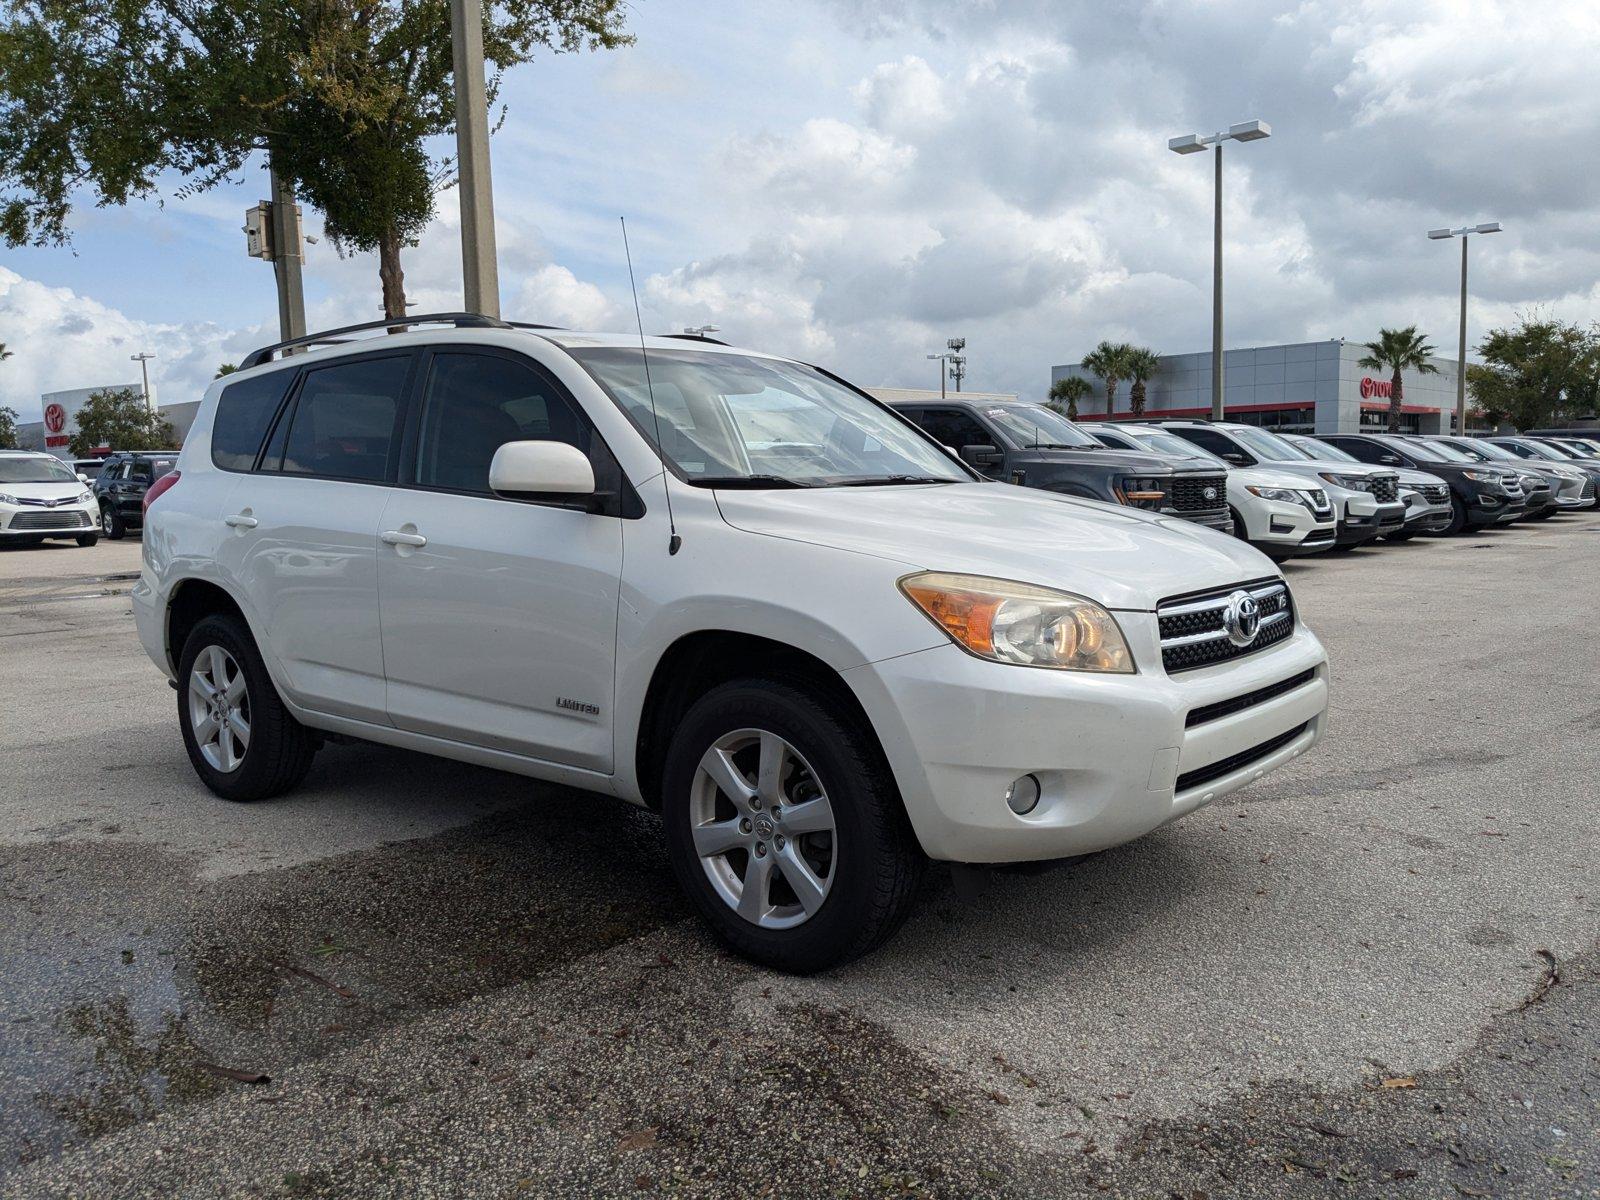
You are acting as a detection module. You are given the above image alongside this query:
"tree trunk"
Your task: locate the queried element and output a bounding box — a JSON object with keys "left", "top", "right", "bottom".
{"left": 1131, "top": 379, "right": 1146, "bottom": 416}
{"left": 378, "top": 227, "right": 407, "bottom": 323}
{"left": 1106, "top": 380, "right": 1118, "bottom": 416}
{"left": 1387, "top": 368, "right": 1404, "bottom": 432}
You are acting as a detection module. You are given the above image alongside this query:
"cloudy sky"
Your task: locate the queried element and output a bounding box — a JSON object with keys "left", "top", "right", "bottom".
{"left": 2, "top": 0, "right": 1597, "bottom": 421}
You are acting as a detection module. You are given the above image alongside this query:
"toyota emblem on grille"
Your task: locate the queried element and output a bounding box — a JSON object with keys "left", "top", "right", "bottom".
{"left": 1222, "top": 590, "right": 1261, "bottom": 647}
{"left": 1202, "top": 485, "right": 1218, "bottom": 501}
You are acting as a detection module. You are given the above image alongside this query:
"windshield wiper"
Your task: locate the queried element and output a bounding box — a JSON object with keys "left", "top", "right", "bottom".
{"left": 691, "top": 474, "right": 816, "bottom": 489}
{"left": 834, "top": 475, "right": 957, "bottom": 486}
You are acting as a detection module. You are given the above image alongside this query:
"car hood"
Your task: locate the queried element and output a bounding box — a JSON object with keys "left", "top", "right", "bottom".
{"left": 1256, "top": 456, "right": 1391, "bottom": 479}
{"left": 0, "top": 480, "right": 86, "bottom": 503}
{"left": 714, "top": 482, "right": 1277, "bottom": 611}
{"left": 1010, "top": 446, "right": 1218, "bottom": 475}
{"left": 1231, "top": 466, "right": 1320, "bottom": 490}
{"left": 1392, "top": 467, "right": 1448, "bottom": 487}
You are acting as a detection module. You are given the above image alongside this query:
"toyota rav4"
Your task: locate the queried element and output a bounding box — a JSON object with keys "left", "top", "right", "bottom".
{"left": 132, "top": 316, "right": 1330, "bottom": 971}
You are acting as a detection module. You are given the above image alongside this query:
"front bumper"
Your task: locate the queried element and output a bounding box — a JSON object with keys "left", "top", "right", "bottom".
{"left": 0, "top": 504, "right": 97, "bottom": 536}
{"left": 1239, "top": 498, "right": 1336, "bottom": 554}
{"left": 1337, "top": 499, "right": 1405, "bottom": 544}
{"left": 847, "top": 624, "right": 1329, "bottom": 863}
{"left": 1470, "top": 491, "right": 1525, "bottom": 525}
{"left": 1163, "top": 506, "right": 1233, "bottom": 534}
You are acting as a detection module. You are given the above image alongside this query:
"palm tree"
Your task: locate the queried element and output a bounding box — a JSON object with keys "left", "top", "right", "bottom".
{"left": 0, "top": 342, "right": 13, "bottom": 362}
{"left": 1081, "top": 341, "right": 1134, "bottom": 416}
{"left": 1047, "top": 376, "right": 1093, "bottom": 421}
{"left": 1125, "top": 347, "right": 1161, "bottom": 417}
{"left": 1359, "top": 326, "right": 1439, "bottom": 432}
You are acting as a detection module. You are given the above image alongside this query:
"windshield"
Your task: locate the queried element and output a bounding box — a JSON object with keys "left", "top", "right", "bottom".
{"left": 1126, "top": 430, "right": 1229, "bottom": 466}
{"left": 1533, "top": 439, "right": 1580, "bottom": 459}
{"left": 570, "top": 348, "right": 969, "bottom": 486}
{"left": 1562, "top": 438, "right": 1600, "bottom": 455}
{"left": 1288, "top": 436, "right": 1355, "bottom": 463}
{"left": 984, "top": 405, "right": 1100, "bottom": 449}
{"left": 1443, "top": 439, "right": 1498, "bottom": 461}
{"left": 1412, "top": 438, "right": 1474, "bottom": 463}
{"left": 0, "top": 456, "right": 78, "bottom": 484}
{"left": 1231, "top": 427, "right": 1307, "bottom": 461}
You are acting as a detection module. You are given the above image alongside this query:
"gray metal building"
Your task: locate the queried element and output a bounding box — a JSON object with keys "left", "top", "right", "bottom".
{"left": 1051, "top": 340, "right": 1466, "bottom": 434}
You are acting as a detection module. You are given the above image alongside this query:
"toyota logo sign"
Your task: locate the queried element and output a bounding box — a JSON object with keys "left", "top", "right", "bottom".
{"left": 1222, "top": 590, "right": 1262, "bottom": 647}
{"left": 44, "top": 403, "right": 66, "bottom": 434}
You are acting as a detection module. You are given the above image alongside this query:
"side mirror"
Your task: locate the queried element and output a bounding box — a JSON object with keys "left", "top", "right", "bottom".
{"left": 77, "top": 473, "right": 91, "bottom": 484}
{"left": 1379, "top": 454, "right": 1401, "bottom": 465}
{"left": 1221, "top": 451, "right": 1250, "bottom": 465}
{"left": 959, "top": 443, "right": 1005, "bottom": 468}
{"left": 489, "top": 440, "right": 595, "bottom": 500}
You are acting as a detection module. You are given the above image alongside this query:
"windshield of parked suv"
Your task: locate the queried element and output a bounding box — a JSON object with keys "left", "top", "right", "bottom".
{"left": 571, "top": 348, "right": 970, "bottom": 486}
{"left": 1505, "top": 440, "right": 1568, "bottom": 461}
{"left": 1284, "top": 436, "right": 1356, "bottom": 462}
{"left": 983, "top": 405, "right": 1100, "bottom": 449}
{"left": 1412, "top": 439, "right": 1475, "bottom": 463}
{"left": 1533, "top": 440, "right": 1580, "bottom": 459}
{"left": 1230, "top": 427, "right": 1307, "bottom": 461}
{"left": 0, "top": 456, "right": 78, "bottom": 484}
{"left": 1126, "top": 430, "right": 1229, "bottom": 465}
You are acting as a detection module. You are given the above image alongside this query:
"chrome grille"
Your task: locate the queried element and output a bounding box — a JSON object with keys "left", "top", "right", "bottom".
{"left": 1168, "top": 474, "right": 1228, "bottom": 512}
{"left": 8, "top": 510, "right": 91, "bottom": 531}
{"left": 1157, "top": 579, "right": 1295, "bottom": 674}
{"left": 1420, "top": 484, "right": 1449, "bottom": 503}
{"left": 1369, "top": 474, "right": 1399, "bottom": 503}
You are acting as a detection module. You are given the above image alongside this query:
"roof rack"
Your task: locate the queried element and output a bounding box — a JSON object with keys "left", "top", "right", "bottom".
{"left": 239, "top": 312, "right": 512, "bottom": 369}
{"left": 659, "top": 332, "right": 730, "bottom": 346}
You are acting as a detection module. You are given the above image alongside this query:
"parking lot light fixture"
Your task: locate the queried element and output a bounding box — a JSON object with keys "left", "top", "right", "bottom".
{"left": 1168, "top": 119, "right": 1272, "bottom": 420}
{"left": 130, "top": 352, "right": 156, "bottom": 411}
{"left": 927, "top": 352, "right": 952, "bottom": 398}
{"left": 1428, "top": 221, "right": 1503, "bottom": 434}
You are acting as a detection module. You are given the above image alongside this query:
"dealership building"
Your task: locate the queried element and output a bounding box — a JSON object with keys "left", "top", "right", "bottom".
{"left": 1051, "top": 339, "right": 1468, "bottom": 434}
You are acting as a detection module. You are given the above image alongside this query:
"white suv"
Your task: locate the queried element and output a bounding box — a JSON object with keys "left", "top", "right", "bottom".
{"left": 132, "top": 317, "right": 1329, "bottom": 971}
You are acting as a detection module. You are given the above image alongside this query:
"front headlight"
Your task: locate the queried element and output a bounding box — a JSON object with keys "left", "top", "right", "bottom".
{"left": 1300, "top": 488, "right": 1330, "bottom": 510}
{"left": 899, "top": 572, "right": 1135, "bottom": 673}
{"left": 77, "top": 491, "right": 94, "bottom": 504}
{"left": 1245, "top": 485, "right": 1299, "bottom": 503}
{"left": 1317, "top": 472, "right": 1368, "bottom": 491}
{"left": 1462, "top": 469, "right": 1500, "bottom": 483}
{"left": 0, "top": 492, "right": 19, "bottom": 506}
{"left": 1114, "top": 476, "right": 1170, "bottom": 510}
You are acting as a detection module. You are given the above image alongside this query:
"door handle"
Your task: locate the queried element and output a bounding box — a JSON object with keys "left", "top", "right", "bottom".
{"left": 380, "top": 529, "right": 427, "bottom": 547}
{"left": 223, "top": 514, "right": 258, "bottom": 529}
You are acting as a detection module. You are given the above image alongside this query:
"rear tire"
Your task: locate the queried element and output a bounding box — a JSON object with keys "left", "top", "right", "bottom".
{"left": 661, "top": 679, "right": 923, "bottom": 973}
{"left": 177, "top": 613, "right": 317, "bottom": 802}
{"left": 102, "top": 505, "right": 127, "bottom": 540}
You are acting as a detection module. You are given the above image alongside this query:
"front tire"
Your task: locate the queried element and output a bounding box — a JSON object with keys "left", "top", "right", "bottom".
{"left": 177, "top": 613, "right": 317, "bottom": 802}
{"left": 661, "top": 679, "right": 923, "bottom": 973}
{"left": 76, "top": 533, "right": 99, "bottom": 547}
{"left": 102, "top": 504, "right": 127, "bottom": 540}
{"left": 1442, "top": 497, "right": 1469, "bottom": 536}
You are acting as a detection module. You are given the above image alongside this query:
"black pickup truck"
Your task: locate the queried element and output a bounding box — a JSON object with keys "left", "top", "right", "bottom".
{"left": 888, "top": 399, "right": 1233, "bottom": 532}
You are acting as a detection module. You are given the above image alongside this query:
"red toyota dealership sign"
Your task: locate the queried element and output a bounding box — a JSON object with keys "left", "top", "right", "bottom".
{"left": 44, "top": 402, "right": 66, "bottom": 433}
{"left": 1359, "top": 376, "right": 1393, "bottom": 399}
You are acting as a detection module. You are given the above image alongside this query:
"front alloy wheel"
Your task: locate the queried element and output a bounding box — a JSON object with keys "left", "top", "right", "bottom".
{"left": 188, "top": 645, "right": 251, "bottom": 772}
{"left": 690, "top": 730, "right": 837, "bottom": 929}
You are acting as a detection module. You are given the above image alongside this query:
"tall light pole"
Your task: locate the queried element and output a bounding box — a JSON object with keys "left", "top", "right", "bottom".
{"left": 451, "top": 0, "right": 501, "bottom": 317}
{"left": 1428, "top": 222, "right": 1502, "bottom": 434}
{"left": 1168, "top": 120, "right": 1272, "bottom": 420}
{"left": 926, "top": 352, "right": 952, "bottom": 398}
{"left": 130, "top": 352, "right": 155, "bottom": 411}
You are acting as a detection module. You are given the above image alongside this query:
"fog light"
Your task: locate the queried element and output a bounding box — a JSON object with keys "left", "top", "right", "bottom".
{"left": 1005, "top": 774, "right": 1041, "bottom": 816}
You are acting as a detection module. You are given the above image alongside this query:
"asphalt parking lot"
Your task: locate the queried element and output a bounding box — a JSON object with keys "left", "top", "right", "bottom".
{"left": 1, "top": 522, "right": 1596, "bottom": 1199}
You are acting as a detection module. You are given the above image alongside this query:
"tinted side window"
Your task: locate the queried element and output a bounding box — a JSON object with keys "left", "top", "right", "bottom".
{"left": 276, "top": 356, "right": 409, "bottom": 483}
{"left": 915, "top": 408, "right": 991, "bottom": 450}
{"left": 1327, "top": 438, "right": 1384, "bottom": 464}
{"left": 1172, "top": 428, "right": 1237, "bottom": 458}
{"left": 130, "top": 461, "right": 152, "bottom": 481}
{"left": 213, "top": 370, "right": 295, "bottom": 471}
{"left": 415, "top": 353, "right": 591, "bottom": 493}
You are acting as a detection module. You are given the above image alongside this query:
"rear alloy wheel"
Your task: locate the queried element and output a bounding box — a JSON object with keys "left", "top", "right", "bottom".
{"left": 177, "top": 613, "right": 317, "bottom": 802}
{"left": 662, "top": 680, "right": 923, "bottom": 973}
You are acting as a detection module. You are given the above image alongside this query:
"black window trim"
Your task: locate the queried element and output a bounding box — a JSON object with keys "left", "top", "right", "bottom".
{"left": 250, "top": 348, "right": 419, "bottom": 486}
{"left": 393, "top": 344, "right": 644, "bottom": 520}
{"left": 914, "top": 403, "right": 1007, "bottom": 451}
{"left": 211, "top": 365, "right": 301, "bottom": 475}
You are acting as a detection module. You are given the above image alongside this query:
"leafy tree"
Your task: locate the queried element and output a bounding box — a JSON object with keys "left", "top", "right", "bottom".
{"left": 1081, "top": 341, "right": 1134, "bottom": 417}
{"left": 1468, "top": 315, "right": 1600, "bottom": 431}
{"left": 0, "top": 1, "right": 631, "bottom": 318}
{"left": 0, "top": 405, "right": 18, "bottom": 449}
{"left": 1358, "top": 326, "right": 1438, "bottom": 432}
{"left": 0, "top": 342, "right": 13, "bottom": 361}
{"left": 68, "top": 387, "right": 176, "bottom": 457}
{"left": 1124, "top": 347, "right": 1161, "bottom": 417}
{"left": 1047, "top": 376, "right": 1092, "bottom": 421}
{"left": 215, "top": 364, "right": 238, "bottom": 378}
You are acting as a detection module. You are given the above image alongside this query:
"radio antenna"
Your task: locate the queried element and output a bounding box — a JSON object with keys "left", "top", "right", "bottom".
{"left": 621, "top": 216, "right": 680, "bottom": 555}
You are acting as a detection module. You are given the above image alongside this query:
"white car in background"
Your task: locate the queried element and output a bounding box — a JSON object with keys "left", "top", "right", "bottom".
{"left": 1090, "top": 423, "right": 1336, "bottom": 559}
{"left": 0, "top": 451, "right": 100, "bottom": 548}
{"left": 1277, "top": 433, "right": 1453, "bottom": 540}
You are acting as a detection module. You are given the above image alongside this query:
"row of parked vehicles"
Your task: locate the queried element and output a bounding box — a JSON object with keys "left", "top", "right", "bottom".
{"left": 0, "top": 449, "right": 178, "bottom": 547}
{"left": 26, "top": 312, "right": 1589, "bottom": 972}
{"left": 881, "top": 396, "right": 1600, "bottom": 559}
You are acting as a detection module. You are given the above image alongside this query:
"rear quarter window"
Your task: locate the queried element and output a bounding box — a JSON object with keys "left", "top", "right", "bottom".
{"left": 212, "top": 370, "right": 296, "bottom": 471}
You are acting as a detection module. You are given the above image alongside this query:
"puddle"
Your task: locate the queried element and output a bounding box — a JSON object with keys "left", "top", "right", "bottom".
{"left": 0, "top": 788, "right": 685, "bottom": 1171}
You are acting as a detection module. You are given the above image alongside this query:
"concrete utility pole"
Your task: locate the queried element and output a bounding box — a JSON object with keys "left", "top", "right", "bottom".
{"left": 269, "top": 167, "right": 307, "bottom": 342}
{"left": 130, "top": 352, "right": 155, "bottom": 411}
{"left": 1428, "top": 222, "right": 1502, "bottom": 435}
{"left": 452, "top": 0, "right": 501, "bottom": 318}
{"left": 1168, "top": 120, "right": 1272, "bottom": 420}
